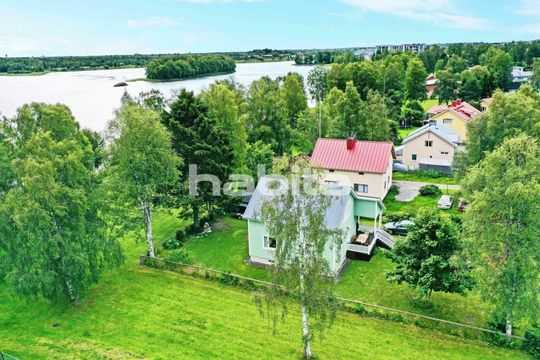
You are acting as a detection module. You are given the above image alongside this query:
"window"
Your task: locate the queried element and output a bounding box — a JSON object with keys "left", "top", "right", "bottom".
{"left": 425, "top": 140, "right": 433, "bottom": 147}
{"left": 412, "top": 154, "right": 417, "bottom": 161}
{"left": 329, "top": 169, "right": 335, "bottom": 173}
{"left": 441, "top": 151, "right": 449, "bottom": 155}
{"left": 354, "top": 184, "right": 369, "bottom": 193}
{"left": 325, "top": 180, "right": 338, "bottom": 185}
{"left": 443, "top": 118, "right": 453, "bottom": 124}
{"left": 263, "top": 236, "right": 277, "bottom": 250}
{"left": 358, "top": 172, "right": 365, "bottom": 175}
{"left": 384, "top": 181, "right": 387, "bottom": 189}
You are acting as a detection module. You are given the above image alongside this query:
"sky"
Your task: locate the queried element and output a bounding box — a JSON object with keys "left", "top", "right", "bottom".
{"left": 1, "top": 0, "right": 540, "bottom": 57}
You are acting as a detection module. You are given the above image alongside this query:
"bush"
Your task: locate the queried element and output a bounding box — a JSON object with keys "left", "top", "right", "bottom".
{"left": 384, "top": 211, "right": 413, "bottom": 223}
{"left": 166, "top": 249, "right": 193, "bottom": 264}
{"left": 417, "top": 169, "right": 446, "bottom": 178}
{"left": 523, "top": 327, "right": 540, "bottom": 359}
{"left": 388, "top": 184, "right": 400, "bottom": 196}
{"left": 419, "top": 184, "right": 441, "bottom": 196}
{"left": 162, "top": 229, "right": 186, "bottom": 250}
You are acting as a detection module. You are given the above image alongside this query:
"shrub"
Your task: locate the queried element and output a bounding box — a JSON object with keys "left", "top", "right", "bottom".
{"left": 162, "top": 229, "right": 186, "bottom": 250}
{"left": 419, "top": 184, "right": 441, "bottom": 196}
{"left": 166, "top": 249, "right": 193, "bottom": 264}
{"left": 384, "top": 211, "right": 413, "bottom": 223}
{"left": 388, "top": 184, "right": 400, "bottom": 196}
{"left": 523, "top": 327, "right": 540, "bottom": 359}
{"left": 220, "top": 272, "right": 240, "bottom": 286}
{"left": 417, "top": 169, "right": 446, "bottom": 178}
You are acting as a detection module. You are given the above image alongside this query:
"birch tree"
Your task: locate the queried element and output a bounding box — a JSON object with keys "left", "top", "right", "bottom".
{"left": 463, "top": 134, "right": 540, "bottom": 336}
{"left": 0, "top": 103, "right": 122, "bottom": 302}
{"left": 108, "top": 104, "right": 181, "bottom": 258}
{"left": 255, "top": 172, "right": 343, "bottom": 359}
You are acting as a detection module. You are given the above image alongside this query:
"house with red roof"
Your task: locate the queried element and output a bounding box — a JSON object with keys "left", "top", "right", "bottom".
{"left": 242, "top": 137, "right": 396, "bottom": 271}
{"left": 310, "top": 138, "right": 395, "bottom": 200}
{"left": 425, "top": 100, "right": 481, "bottom": 143}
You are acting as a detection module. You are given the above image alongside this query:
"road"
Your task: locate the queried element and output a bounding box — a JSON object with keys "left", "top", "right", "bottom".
{"left": 393, "top": 181, "right": 461, "bottom": 202}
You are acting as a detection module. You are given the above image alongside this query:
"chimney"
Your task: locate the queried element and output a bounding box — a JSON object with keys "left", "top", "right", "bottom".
{"left": 456, "top": 99, "right": 462, "bottom": 106}
{"left": 346, "top": 138, "right": 356, "bottom": 150}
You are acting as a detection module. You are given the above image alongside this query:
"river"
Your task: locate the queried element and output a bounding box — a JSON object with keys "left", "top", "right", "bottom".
{"left": 0, "top": 61, "right": 315, "bottom": 132}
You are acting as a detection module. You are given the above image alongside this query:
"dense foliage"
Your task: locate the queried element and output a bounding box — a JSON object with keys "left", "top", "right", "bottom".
{"left": 387, "top": 211, "right": 473, "bottom": 302}
{"left": 463, "top": 135, "right": 540, "bottom": 336}
{"left": 0, "top": 103, "right": 123, "bottom": 301}
{"left": 145, "top": 54, "right": 236, "bottom": 80}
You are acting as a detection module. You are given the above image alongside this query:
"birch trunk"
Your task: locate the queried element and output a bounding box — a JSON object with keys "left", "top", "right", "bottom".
{"left": 141, "top": 199, "right": 155, "bottom": 258}
{"left": 298, "top": 216, "right": 312, "bottom": 359}
{"left": 300, "top": 275, "right": 312, "bottom": 359}
{"left": 66, "top": 277, "right": 79, "bottom": 303}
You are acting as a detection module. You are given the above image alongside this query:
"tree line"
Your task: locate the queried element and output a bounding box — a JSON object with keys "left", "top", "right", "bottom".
{"left": 145, "top": 54, "right": 236, "bottom": 80}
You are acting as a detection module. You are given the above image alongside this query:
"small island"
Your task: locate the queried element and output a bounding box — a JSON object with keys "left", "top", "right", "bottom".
{"left": 145, "top": 54, "right": 236, "bottom": 81}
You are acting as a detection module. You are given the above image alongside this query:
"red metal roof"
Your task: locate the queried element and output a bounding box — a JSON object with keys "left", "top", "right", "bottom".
{"left": 310, "top": 139, "right": 393, "bottom": 174}
{"left": 427, "top": 100, "right": 481, "bottom": 121}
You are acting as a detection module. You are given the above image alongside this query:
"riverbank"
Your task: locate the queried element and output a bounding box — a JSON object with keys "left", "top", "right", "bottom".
{"left": 128, "top": 69, "right": 236, "bottom": 83}
{"left": 0, "top": 65, "right": 141, "bottom": 77}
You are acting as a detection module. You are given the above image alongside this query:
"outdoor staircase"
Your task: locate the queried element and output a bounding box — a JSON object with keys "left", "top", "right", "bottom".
{"left": 347, "top": 227, "right": 395, "bottom": 257}
{"left": 375, "top": 228, "right": 395, "bottom": 249}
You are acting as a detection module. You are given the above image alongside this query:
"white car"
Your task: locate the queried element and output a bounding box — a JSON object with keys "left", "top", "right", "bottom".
{"left": 437, "top": 195, "right": 454, "bottom": 210}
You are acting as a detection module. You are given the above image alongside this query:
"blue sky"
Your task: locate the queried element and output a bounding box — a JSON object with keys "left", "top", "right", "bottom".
{"left": 1, "top": 0, "right": 540, "bottom": 56}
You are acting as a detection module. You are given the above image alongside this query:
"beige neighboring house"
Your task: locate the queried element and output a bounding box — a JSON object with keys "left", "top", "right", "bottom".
{"left": 310, "top": 138, "right": 395, "bottom": 200}
{"left": 397, "top": 122, "right": 460, "bottom": 175}
{"left": 426, "top": 100, "right": 481, "bottom": 143}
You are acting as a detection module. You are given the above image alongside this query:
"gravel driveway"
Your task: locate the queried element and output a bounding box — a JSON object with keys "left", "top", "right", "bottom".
{"left": 393, "top": 181, "right": 461, "bottom": 202}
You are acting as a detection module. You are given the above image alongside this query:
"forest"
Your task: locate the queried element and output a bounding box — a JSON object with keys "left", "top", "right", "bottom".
{"left": 145, "top": 54, "right": 236, "bottom": 80}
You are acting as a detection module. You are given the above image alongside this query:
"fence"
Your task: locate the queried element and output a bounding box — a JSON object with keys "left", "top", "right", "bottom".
{"left": 139, "top": 255, "right": 525, "bottom": 343}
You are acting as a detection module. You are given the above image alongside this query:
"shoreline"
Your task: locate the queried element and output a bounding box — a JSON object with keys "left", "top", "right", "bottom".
{"left": 129, "top": 69, "right": 236, "bottom": 83}
{"left": 0, "top": 60, "right": 294, "bottom": 77}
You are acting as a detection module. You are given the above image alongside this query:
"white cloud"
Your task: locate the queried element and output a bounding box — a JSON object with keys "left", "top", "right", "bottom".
{"left": 125, "top": 16, "right": 179, "bottom": 28}
{"left": 515, "top": 0, "right": 540, "bottom": 16}
{"left": 341, "top": 0, "right": 489, "bottom": 30}
{"left": 515, "top": 23, "right": 540, "bottom": 35}
{"left": 0, "top": 36, "right": 73, "bottom": 57}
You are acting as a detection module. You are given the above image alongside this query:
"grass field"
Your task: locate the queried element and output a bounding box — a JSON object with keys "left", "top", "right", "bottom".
{"left": 383, "top": 190, "right": 461, "bottom": 216}
{"left": 0, "top": 266, "right": 525, "bottom": 359}
{"left": 397, "top": 126, "right": 419, "bottom": 139}
{"left": 0, "top": 212, "right": 526, "bottom": 359}
{"left": 170, "top": 216, "right": 486, "bottom": 327}
{"left": 421, "top": 98, "right": 439, "bottom": 111}
{"left": 392, "top": 171, "right": 460, "bottom": 185}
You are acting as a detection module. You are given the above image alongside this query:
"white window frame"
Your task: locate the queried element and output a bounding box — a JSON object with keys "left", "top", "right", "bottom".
{"left": 412, "top": 154, "right": 417, "bottom": 161}
{"left": 263, "top": 235, "right": 277, "bottom": 250}
{"left": 354, "top": 183, "right": 369, "bottom": 193}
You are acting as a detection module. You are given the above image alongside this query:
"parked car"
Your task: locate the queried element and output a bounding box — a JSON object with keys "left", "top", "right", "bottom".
{"left": 457, "top": 199, "right": 470, "bottom": 212}
{"left": 437, "top": 195, "right": 454, "bottom": 210}
{"left": 393, "top": 162, "right": 408, "bottom": 172}
{"left": 383, "top": 220, "right": 414, "bottom": 236}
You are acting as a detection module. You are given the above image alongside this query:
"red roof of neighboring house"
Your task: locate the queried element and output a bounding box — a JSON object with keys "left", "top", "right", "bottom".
{"left": 427, "top": 100, "right": 480, "bottom": 121}
{"left": 310, "top": 138, "right": 393, "bottom": 174}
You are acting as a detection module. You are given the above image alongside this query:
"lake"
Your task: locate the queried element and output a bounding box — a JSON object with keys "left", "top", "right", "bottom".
{"left": 0, "top": 61, "right": 315, "bottom": 132}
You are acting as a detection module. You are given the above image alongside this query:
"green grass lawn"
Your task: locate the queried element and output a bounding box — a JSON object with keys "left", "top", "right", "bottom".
{"left": 0, "top": 217, "right": 525, "bottom": 359}
{"left": 398, "top": 126, "right": 419, "bottom": 139}
{"left": 392, "top": 171, "right": 460, "bottom": 185}
{"left": 421, "top": 98, "right": 439, "bottom": 111}
{"left": 383, "top": 190, "right": 461, "bottom": 216}
{"left": 335, "top": 251, "right": 490, "bottom": 327}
